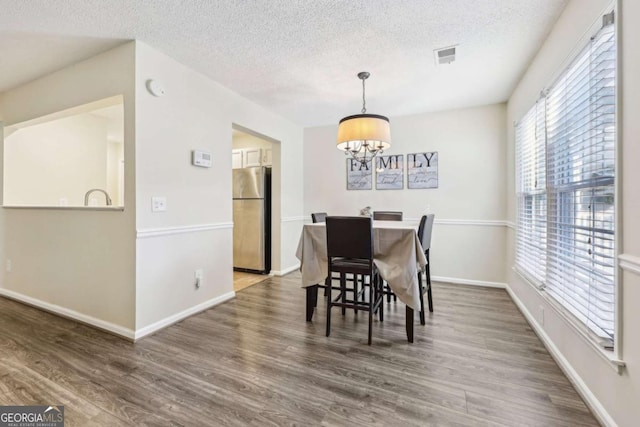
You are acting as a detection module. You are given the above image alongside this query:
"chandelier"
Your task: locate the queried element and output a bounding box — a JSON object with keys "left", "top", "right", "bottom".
{"left": 336, "top": 71, "right": 391, "bottom": 166}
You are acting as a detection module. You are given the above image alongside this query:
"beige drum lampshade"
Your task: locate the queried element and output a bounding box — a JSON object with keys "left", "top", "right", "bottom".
{"left": 336, "top": 114, "right": 391, "bottom": 152}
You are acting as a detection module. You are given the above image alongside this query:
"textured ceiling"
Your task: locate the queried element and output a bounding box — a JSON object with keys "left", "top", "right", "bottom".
{"left": 0, "top": 0, "right": 568, "bottom": 126}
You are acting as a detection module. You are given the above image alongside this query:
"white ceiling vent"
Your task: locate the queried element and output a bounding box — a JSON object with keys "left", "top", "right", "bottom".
{"left": 434, "top": 45, "right": 457, "bottom": 66}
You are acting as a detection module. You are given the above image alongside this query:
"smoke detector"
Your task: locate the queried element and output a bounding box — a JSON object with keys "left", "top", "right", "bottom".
{"left": 434, "top": 45, "right": 457, "bottom": 66}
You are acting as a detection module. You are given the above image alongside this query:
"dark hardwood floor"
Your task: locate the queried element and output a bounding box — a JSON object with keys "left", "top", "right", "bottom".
{"left": 0, "top": 272, "right": 599, "bottom": 426}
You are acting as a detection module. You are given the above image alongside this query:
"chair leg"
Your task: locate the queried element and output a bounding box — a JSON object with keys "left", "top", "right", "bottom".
{"left": 417, "top": 271, "right": 425, "bottom": 325}
{"left": 322, "top": 277, "right": 330, "bottom": 307}
{"left": 306, "top": 285, "right": 318, "bottom": 322}
{"left": 326, "top": 279, "right": 332, "bottom": 337}
{"left": 340, "top": 273, "right": 346, "bottom": 316}
{"left": 378, "top": 275, "right": 383, "bottom": 322}
{"left": 427, "top": 251, "right": 434, "bottom": 312}
{"left": 386, "top": 283, "right": 391, "bottom": 303}
{"left": 368, "top": 278, "right": 374, "bottom": 345}
{"left": 353, "top": 274, "right": 358, "bottom": 315}
{"left": 406, "top": 305, "right": 414, "bottom": 343}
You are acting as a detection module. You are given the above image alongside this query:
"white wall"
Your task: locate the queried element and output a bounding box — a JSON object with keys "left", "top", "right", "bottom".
{"left": 4, "top": 114, "right": 108, "bottom": 206}
{"left": 304, "top": 103, "right": 507, "bottom": 285}
{"left": 0, "top": 39, "right": 304, "bottom": 336}
{"left": 0, "top": 42, "right": 136, "bottom": 331}
{"left": 232, "top": 131, "right": 273, "bottom": 150}
{"left": 106, "top": 140, "right": 124, "bottom": 205}
{"left": 0, "top": 39, "right": 303, "bottom": 336}
{"left": 134, "top": 42, "right": 304, "bottom": 330}
{"left": 506, "top": 0, "right": 640, "bottom": 425}
{"left": 618, "top": 0, "right": 640, "bottom": 421}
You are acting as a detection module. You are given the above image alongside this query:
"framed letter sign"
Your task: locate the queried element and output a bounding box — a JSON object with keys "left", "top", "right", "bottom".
{"left": 407, "top": 152, "right": 438, "bottom": 189}
{"left": 346, "top": 159, "right": 372, "bottom": 190}
{"left": 375, "top": 155, "right": 404, "bottom": 190}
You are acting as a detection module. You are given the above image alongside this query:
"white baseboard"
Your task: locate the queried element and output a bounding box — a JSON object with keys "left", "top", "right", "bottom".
{"left": 505, "top": 285, "right": 617, "bottom": 427}
{"left": 270, "top": 264, "right": 300, "bottom": 276}
{"left": 134, "top": 291, "right": 236, "bottom": 340}
{"left": 0, "top": 287, "right": 136, "bottom": 340}
{"left": 432, "top": 275, "right": 507, "bottom": 289}
{"left": 0, "top": 288, "right": 237, "bottom": 343}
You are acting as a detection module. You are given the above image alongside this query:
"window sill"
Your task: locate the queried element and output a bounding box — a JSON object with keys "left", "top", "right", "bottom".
{"left": 512, "top": 266, "right": 625, "bottom": 374}
{"left": 3, "top": 205, "right": 124, "bottom": 211}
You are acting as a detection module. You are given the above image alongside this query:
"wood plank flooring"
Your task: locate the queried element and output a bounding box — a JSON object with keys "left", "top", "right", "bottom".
{"left": 233, "top": 271, "right": 269, "bottom": 292}
{"left": 0, "top": 272, "right": 599, "bottom": 426}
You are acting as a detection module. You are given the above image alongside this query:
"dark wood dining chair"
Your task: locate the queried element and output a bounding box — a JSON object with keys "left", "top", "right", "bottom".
{"left": 311, "top": 212, "right": 327, "bottom": 223}
{"left": 373, "top": 211, "right": 403, "bottom": 221}
{"left": 307, "top": 212, "right": 365, "bottom": 310}
{"left": 373, "top": 211, "right": 402, "bottom": 302}
{"left": 417, "top": 214, "right": 435, "bottom": 325}
{"left": 325, "top": 216, "right": 383, "bottom": 345}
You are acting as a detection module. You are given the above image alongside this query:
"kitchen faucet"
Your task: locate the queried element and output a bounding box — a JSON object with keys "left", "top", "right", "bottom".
{"left": 84, "top": 189, "right": 112, "bottom": 206}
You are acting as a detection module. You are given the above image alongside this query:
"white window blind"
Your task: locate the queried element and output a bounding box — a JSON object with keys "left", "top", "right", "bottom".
{"left": 515, "top": 103, "right": 546, "bottom": 285}
{"left": 515, "top": 19, "right": 616, "bottom": 340}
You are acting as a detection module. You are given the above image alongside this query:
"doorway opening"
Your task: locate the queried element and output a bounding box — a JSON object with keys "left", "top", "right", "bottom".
{"left": 231, "top": 125, "right": 279, "bottom": 292}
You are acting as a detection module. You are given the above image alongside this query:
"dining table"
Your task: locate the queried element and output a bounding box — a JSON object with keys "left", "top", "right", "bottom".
{"left": 295, "top": 220, "right": 428, "bottom": 342}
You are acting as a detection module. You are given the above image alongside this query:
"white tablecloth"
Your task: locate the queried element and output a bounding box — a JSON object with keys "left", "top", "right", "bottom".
{"left": 295, "top": 221, "right": 428, "bottom": 310}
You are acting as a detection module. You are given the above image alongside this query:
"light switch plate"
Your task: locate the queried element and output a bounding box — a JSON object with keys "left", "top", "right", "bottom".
{"left": 152, "top": 196, "right": 167, "bottom": 212}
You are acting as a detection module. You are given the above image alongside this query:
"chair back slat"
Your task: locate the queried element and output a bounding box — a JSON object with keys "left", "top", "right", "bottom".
{"left": 418, "top": 214, "right": 435, "bottom": 251}
{"left": 311, "top": 212, "right": 327, "bottom": 223}
{"left": 373, "top": 211, "right": 403, "bottom": 221}
{"left": 326, "top": 216, "right": 373, "bottom": 260}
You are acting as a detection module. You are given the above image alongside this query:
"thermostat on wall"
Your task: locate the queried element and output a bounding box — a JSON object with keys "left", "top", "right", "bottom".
{"left": 192, "top": 150, "right": 212, "bottom": 167}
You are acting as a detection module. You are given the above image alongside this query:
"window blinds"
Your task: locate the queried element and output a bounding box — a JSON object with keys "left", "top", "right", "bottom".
{"left": 515, "top": 103, "right": 546, "bottom": 285}
{"left": 515, "top": 21, "right": 616, "bottom": 340}
{"left": 545, "top": 24, "right": 616, "bottom": 338}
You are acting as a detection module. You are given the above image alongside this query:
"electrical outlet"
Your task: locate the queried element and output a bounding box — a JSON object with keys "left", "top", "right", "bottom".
{"left": 194, "top": 269, "right": 203, "bottom": 289}
{"left": 151, "top": 196, "right": 167, "bottom": 212}
{"left": 539, "top": 305, "right": 545, "bottom": 326}
{"left": 5, "top": 259, "right": 11, "bottom": 273}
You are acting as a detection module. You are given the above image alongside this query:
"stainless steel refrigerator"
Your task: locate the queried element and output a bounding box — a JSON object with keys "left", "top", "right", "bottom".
{"left": 233, "top": 167, "right": 271, "bottom": 274}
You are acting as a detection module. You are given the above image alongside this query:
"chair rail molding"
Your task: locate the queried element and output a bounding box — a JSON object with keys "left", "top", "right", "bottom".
{"left": 281, "top": 216, "right": 306, "bottom": 223}
{"left": 619, "top": 253, "right": 640, "bottom": 276}
{"left": 137, "top": 222, "right": 233, "bottom": 238}
{"left": 404, "top": 218, "right": 509, "bottom": 227}
{"left": 301, "top": 216, "right": 510, "bottom": 227}
{"left": 435, "top": 219, "right": 508, "bottom": 227}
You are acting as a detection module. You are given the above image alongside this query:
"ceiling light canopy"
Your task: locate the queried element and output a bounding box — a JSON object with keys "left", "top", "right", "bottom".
{"left": 337, "top": 72, "right": 390, "bottom": 166}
